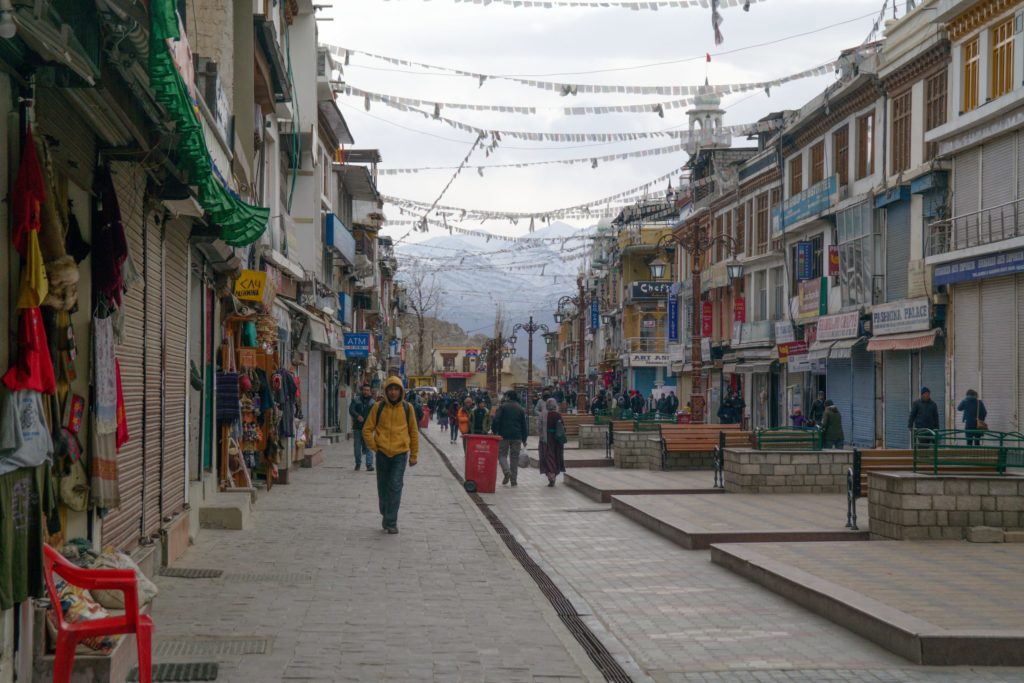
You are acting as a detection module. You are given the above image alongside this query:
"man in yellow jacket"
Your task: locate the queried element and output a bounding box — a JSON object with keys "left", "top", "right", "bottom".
{"left": 362, "top": 376, "right": 419, "bottom": 534}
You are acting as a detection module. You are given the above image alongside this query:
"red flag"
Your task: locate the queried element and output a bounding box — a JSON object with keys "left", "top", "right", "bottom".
{"left": 706, "top": 53, "right": 712, "bottom": 63}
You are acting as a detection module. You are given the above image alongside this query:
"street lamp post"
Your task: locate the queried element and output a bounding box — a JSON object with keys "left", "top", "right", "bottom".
{"left": 481, "top": 334, "right": 516, "bottom": 397}
{"left": 512, "top": 316, "right": 550, "bottom": 409}
{"left": 673, "top": 215, "right": 742, "bottom": 425}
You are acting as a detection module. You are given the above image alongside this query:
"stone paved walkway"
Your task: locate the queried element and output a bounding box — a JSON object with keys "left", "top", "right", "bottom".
{"left": 150, "top": 442, "right": 602, "bottom": 682}
{"left": 424, "top": 425, "right": 1024, "bottom": 683}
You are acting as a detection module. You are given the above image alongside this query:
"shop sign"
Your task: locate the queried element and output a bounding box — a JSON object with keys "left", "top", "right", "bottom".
{"left": 234, "top": 269, "right": 274, "bottom": 308}
{"left": 933, "top": 248, "right": 1024, "bottom": 286}
{"left": 828, "top": 245, "right": 840, "bottom": 276}
{"left": 630, "top": 281, "right": 671, "bottom": 299}
{"left": 817, "top": 311, "right": 860, "bottom": 341}
{"left": 775, "top": 321, "right": 795, "bottom": 343}
{"left": 796, "top": 241, "right": 814, "bottom": 281}
{"left": 343, "top": 333, "right": 370, "bottom": 358}
{"left": 788, "top": 354, "right": 813, "bottom": 372}
{"left": 641, "top": 319, "right": 657, "bottom": 328}
{"left": 778, "top": 340, "right": 808, "bottom": 362}
{"left": 701, "top": 338, "right": 712, "bottom": 361}
{"left": 797, "top": 277, "right": 826, "bottom": 320}
{"left": 625, "top": 353, "right": 670, "bottom": 367}
{"left": 871, "top": 298, "right": 930, "bottom": 335}
{"left": 734, "top": 296, "right": 746, "bottom": 322}
{"left": 771, "top": 174, "right": 837, "bottom": 235}
{"left": 701, "top": 301, "right": 713, "bottom": 337}
{"left": 668, "top": 295, "right": 679, "bottom": 343}
{"left": 591, "top": 299, "right": 599, "bottom": 330}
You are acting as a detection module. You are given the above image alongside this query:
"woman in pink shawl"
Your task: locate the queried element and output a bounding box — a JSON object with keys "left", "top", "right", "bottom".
{"left": 539, "top": 398, "right": 566, "bottom": 486}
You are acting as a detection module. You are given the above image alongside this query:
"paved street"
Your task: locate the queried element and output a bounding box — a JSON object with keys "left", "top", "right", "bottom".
{"left": 150, "top": 442, "right": 602, "bottom": 682}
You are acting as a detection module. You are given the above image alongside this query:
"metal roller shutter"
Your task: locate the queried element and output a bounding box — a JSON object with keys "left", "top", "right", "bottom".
{"left": 954, "top": 147, "right": 980, "bottom": 249}
{"left": 1017, "top": 133, "right": 1024, "bottom": 201}
{"left": 102, "top": 163, "right": 147, "bottom": 552}
{"left": 35, "top": 88, "right": 96, "bottom": 191}
{"left": 982, "top": 133, "right": 1016, "bottom": 210}
{"left": 953, "top": 282, "right": 980, "bottom": 425}
{"left": 885, "top": 201, "right": 911, "bottom": 302}
{"left": 921, "top": 341, "right": 946, "bottom": 432}
{"left": 980, "top": 276, "right": 1016, "bottom": 432}
{"left": 826, "top": 359, "right": 852, "bottom": 437}
{"left": 162, "top": 222, "right": 189, "bottom": 518}
{"left": 1018, "top": 275, "right": 1024, "bottom": 432}
{"left": 143, "top": 206, "right": 163, "bottom": 539}
{"left": 884, "top": 351, "right": 910, "bottom": 448}
{"left": 850, "top": 346, "right": 875, "bottom": 447}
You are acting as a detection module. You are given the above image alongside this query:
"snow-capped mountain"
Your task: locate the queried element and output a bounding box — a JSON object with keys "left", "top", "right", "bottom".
{"left": 395, "top": 222, "right": 595, "bottom": 362}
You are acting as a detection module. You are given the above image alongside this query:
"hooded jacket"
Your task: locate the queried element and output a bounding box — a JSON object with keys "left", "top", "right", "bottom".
{"left": 362, "top": 376, "right": 420, "bottom": 463}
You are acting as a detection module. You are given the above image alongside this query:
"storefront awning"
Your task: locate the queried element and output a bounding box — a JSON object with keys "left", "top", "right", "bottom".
{"left": 866, "top": 328, "right": 942, "bottom": 352}
{"left": 735, "top": 362, "right": 773, "bottom": 374}
{"left": 281, "top": 299, "right": 329, "bottom": 348}
{"left": 808, "top": 337, "right": 865, "bottom": 361}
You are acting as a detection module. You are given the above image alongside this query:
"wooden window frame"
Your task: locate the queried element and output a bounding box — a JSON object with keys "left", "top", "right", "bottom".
{"left": 962, "top": 36, "right": 980, "bottom": 113}
{"left": 789, "top": 154, "right": 803, "bottom": 196}
{"left": 735, "top": 203, "right": 746, "bottom": 254}
{"left": 810, "top": 141, "right": 825, "bottom": 185}
{"left": 832, "top": 125, "right": 849, "bottom": 187}
{"left": 755, "top": 192, "right": 769, "bottom": 255}
{"left": 891, "top": 89, "right": 912, "bottom": 174}
{"left": 856, "top": 112, "right": 875, "bottom": 180}
{"left": 990, "top": 17, "right": 1014, "bottom": 101}
{"left": 924, "top": 68, "right": 948, "bottom": 160}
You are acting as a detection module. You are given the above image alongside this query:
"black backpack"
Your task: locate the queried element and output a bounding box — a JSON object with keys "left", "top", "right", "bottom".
{"left": 375, "top": 399, "right": 413, "bottom": 425}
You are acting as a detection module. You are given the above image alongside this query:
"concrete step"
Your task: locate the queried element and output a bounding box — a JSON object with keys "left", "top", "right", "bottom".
{"left": 199, "top": 490, "right": 254, "bottom": 530}
{"left": 301, "top": 448, "right": 324, "bottom": 468}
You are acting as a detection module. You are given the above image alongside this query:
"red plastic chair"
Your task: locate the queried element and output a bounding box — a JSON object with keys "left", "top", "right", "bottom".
{"left": 42, "top": 545, "right": 153, "bottom": 683}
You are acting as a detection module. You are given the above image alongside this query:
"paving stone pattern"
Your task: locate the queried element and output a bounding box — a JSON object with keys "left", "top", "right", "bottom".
{"left": 426, "top": 425, "right": 1024, "bottom": 682}
{"left": 150, "top": 443, "right": 601, "bottom": 682}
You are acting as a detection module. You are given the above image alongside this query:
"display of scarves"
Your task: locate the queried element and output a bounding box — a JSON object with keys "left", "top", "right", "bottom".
{"left": 91, "top": 428, "right": 120, "bottom": 509}
{"left": 93, "top": 315, "right": 117, "bottom": 433}
{"left": 2, "top": 308, "right": 55, "bottom": 395}
{"left": 114, "top": 359, "right": 129, "bottom": 449}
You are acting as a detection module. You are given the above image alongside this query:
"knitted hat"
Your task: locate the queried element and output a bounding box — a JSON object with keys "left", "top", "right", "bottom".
{"left": 921, "top": 387, "right": 931, "bottom": 395}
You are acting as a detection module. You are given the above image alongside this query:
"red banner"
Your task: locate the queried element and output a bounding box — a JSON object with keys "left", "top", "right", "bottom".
{"left": 828, "top": 245, "right": 840, "bottom": 276}
{"left": 778, "top": 340, "right": 808, "bottom": 361}
{"left": 701, "top": 301, "right": 713, "bottom": 337}
{"left": 734, "top": 296, "right": 746, "bottom": 323}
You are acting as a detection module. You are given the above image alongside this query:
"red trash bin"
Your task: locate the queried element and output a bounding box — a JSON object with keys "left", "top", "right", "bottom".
{"left": 418, "top": 407, "right": 431, "bottom": 429}
{"left": 463, "top": 434, "right": 500, "bottom": 493}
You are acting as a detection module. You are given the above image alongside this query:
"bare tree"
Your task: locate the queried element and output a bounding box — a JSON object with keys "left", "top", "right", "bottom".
{"left": 404, "top": 268, "right": 443, "bottom": 376}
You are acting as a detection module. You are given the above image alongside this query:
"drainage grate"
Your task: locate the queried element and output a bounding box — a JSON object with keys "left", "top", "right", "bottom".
{"left": 128, "top": 662, "right": 218, "bottom": 681}
{"left": 431, "top": 440, "right": 633, "bottom": 683}
{"left": 563, "top": 508, "right": 612, "bottom": 513}
{"left": 155, "top": 636, "right": 270, "bottom": 657}
{"left": 157, "top": 567, "right": 223, "bottom": 579}
{"left": 222, "top": 572, "right": 313, "bottom": 584}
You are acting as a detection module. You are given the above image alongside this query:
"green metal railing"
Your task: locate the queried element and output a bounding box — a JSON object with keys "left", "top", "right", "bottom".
{"left": 755, "top": 426, "right": 822, "bottom": 450}
{"left": 911, "top": 429, "right": 1024, "bottom": 474}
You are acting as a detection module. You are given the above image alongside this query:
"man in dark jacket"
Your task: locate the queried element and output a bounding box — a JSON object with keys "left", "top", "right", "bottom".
{"left": 957, "top": 389, "right": 987, "bottom": 445}
{"left": 492, "top": 390, "right": 528, "bottom": 486}
{"left": 629, "top": 391, "right": 645, "bottom": 415}
{"left": 808, "top": 391, "right": 826, "bottom": 427}
{"left": 349, "top": 383, "right": 376, "bottom": 471}
{"left": 909, "top": 387, "right": 941, "bottom": 445}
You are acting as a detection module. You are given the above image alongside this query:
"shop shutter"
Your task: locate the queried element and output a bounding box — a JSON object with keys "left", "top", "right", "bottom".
{"left": 161, "top": 222, "right": 190, "bottom": 518}
{"left": 921, "top": 341, "right": 947, "bottom": 431}
{"left": 850, "top": 346, "right": 875, "bottom": 447}
{"left": 141, "top": 207, "right": 163, "bottom": 540}
{"left": 35, "top": 88, "right": 96, "bottom": 191}
{"left": 884, "top": 351, "right": 911, "bottom": 448}
{"left": 101, "top": 163, "right": 147, "bottom": 552}
{"left": 980, "top": 276, "right": 1016, "bottom": 432}
{"left": 826, "top": 359, "right": 852, "bottom": 436}
{"left": 953, "top": 147, "right": 980, "bottom": 249}
{"left": 885, "top": 201, "right": 911, "bottom": 302}
{"left": 1017, "top": 133, "right": 1024, "bottom": 201}
{"left": 953, "top": 282, "right": 980, "bottom": 427}
{"left": 982, "top": 133, "right": 1016, "bottom": 210}
{"left": 1017, "top": 275, "right": 1024, "bottom": 432}
{"left": 307, "top": 350, "right": 322, "bottom": 441}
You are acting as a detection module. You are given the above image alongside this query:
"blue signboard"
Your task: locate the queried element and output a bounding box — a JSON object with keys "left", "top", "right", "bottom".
{"left": 343, "top": 333, "right": 370, "bottom": 358}
{"left": 590, "top": 299, "right": 599, "bottom": 330}
{"left": 796, "top": 241, "right": 813, "bottom": 281}
{"left": 771, "top": 174, "right": 837, "bottom": 235}
{"left": 668, "top": 295, "right": 679, "bottom": 343}
{"left": 933, "top": 248, "right": 1024, "bottom": 286}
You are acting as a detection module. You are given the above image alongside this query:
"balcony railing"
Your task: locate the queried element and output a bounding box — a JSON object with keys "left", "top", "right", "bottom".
{"left": 625, "top": 337, "right": 666, "bottom": 353}
{"left": 927, "top": 198, "right": 1024, "bottom": 257}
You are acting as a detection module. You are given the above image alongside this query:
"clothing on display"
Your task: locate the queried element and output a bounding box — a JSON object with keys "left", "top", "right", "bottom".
{"left": 12, "top": 127, "right": 45, "bottom": 258}
{"left": 0, "top": 463, "right": 58, "bottom": 611}
{"left": 93, "top": 315, "right": 117, "bottom": 433}
{"left": 91, "top": 165, "right": 129, "bottom": 308}
{"left": 0, "top": 388, "right": 54, "bottom": 476}
{"left": 2, "top": 308, "right": 56, "bottom": 395}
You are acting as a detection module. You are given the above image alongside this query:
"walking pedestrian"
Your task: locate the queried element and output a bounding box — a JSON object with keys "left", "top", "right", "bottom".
{"left": 629, "top": 390, "right": 645, "bottom": 416}
{"left": 667, "top": 391, "right": 679, "bottom": 416}
{"left": 492, "top": 389, "right": 528, "bottom": 486}
{"left": 808, "top": 390, "right": 826, "bottom": 427}
{"left": 957, "top": 389, "right": 988, "bottom": 446}
{"left": 470, "top": 398, "right": 492, "bottom": 434}
{"left": 361, "top": 376, "right": 419, "bottom": 534}
{"left": 539, "top": 398, "right": 566, "bottom": 486}
{"left": 820, "top": 399, "right": 845, "bottom": 449}
{"left": 790, "top": 407, "right": 806, "bottom": 428}
{"left": 457, "top": 397, "right": 474, "bottom": 436}
{"left": 437, "top": 395, "right": 450, "bottom": 433}
{"left": 348, "top": 383, "right": 376, "bottom": 471}
{"left": 908, "top": 387, "right": 941, "bottom": 446}
{"left": 448, "top": 401, "right": 460, "bottom": 444}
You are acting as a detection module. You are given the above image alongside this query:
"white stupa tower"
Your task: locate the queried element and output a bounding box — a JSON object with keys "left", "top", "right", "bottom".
{"left": 684, "top": 79, "right": 732, "bottom": 155}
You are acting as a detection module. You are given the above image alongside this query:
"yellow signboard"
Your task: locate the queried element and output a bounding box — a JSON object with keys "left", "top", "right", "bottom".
{"left": 234, "top": 270, "right": 274, "bottom": 308}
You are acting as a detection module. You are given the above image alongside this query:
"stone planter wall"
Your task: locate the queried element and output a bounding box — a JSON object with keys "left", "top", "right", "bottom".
{"left": 661, "top": 451, "right": 715, "bottom": 471}
{"left": 723, "top": 448, "right": 852, "bottom": 493}
{"left": 868, "top": 472, "right": 1024, "bottom": 540}
{"left": 578, "top": 424, "right": 608, "bottom": 449}
{"left": 613, "top": 433, "right": 660, "bottom": 469}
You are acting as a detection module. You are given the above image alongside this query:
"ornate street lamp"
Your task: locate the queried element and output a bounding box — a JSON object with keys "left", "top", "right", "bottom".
{"left": 512, "top": 316, "right": 550, "bottom": 408}
{"left": 648, "top": 256, "right": 668, "bottom": 280}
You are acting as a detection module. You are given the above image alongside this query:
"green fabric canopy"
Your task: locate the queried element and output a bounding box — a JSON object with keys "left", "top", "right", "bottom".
{"left": 150, "top": 0, "right": 268, "bottom": 246}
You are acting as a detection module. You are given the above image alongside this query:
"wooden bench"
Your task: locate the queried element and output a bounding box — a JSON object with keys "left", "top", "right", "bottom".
{"left": 856, "top": 449, "right": 1002, "bottom": 496}
{"left": 610, "top": 419, "right": 635, "bottom": 433}
{"left": 659, "top": 424, "right": 752, "bottom": 471}
{"left": 755, "top": 428, "right": 822, "bottom": 450}
{"left": 561, "top": 414, "right": 595, "bottom": 438}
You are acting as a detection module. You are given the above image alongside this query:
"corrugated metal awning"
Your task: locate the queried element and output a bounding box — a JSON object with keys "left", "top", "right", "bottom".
{"left": 866, "top": 328, "right": 941, "bottom": 352}
{"left": 808, "top": 337, "right": 864, "bottom": 360}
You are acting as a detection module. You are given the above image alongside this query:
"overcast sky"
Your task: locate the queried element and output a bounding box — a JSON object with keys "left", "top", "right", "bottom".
{"left": 317, "top": 0, "right": 895, "bottom": 244}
